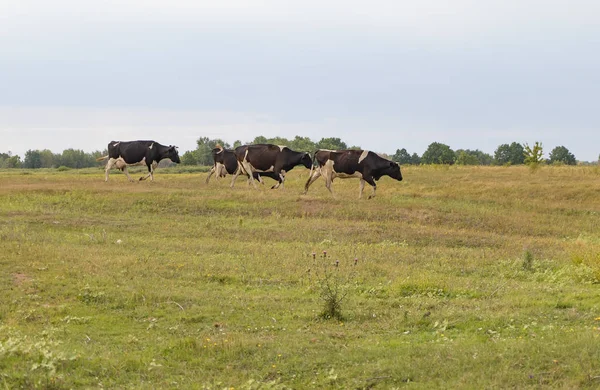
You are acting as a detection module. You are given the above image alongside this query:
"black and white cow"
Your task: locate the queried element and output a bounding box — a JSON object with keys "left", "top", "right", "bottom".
{"left": 230, "top": 144, "right": 312, "bottom": 189}
{"left": 205, "top": 146, "right": 239, "bottom": 184}
{"left": 97, "top": 140, "right": 181, "bottom": 182}
{"left": 304, "top": 149, "right": 402, "bottom": 198}
{"left": 205, "top": 145, "right": 279, "bottom": 185}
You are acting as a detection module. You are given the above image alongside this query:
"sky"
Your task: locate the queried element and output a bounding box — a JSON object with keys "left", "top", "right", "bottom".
{"left": 1, "top": 0, "right": 599, "bottom": 161}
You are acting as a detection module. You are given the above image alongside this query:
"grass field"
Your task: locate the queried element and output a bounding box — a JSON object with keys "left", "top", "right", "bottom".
{"left": 1, "top": 165, "right": 600, "bottom": 389}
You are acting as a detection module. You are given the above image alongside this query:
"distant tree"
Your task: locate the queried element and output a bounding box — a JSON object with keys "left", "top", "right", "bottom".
{"left": 524, "top": 142, "right": 544, "bottom": 166}
{"left": 494, "top": 142, "right": 525, "bottom": 165}
{"left": 508, "top": 142, "right": 525, "bottom": 165}
{"left": 252, "top": 136, "right": 269, "bottom": 144}
{"left": 59, "top": 149, "right": 96, "bottom": 168}
{"left": 455, "top": 150, "right": 479, "bottom": 165}
{"left": 392, "top": 148, "right": 412, "bottom": 164}
{"left": 494, "top": 144, "right": 511, "bottom": 165}
{"left": 548, "top": 146, "right": 576, "bottom": 165}
{"left": 455, "top": 149, "right": 493, "bottom": 165}
{"left": 421, "top": 142, "right": 455, "bottom": 164}
{"left": 180, "top": 151, "right": 199, "bottom": 166}
{"left": 23, "top": 150, "right": 43, "bottom": 168}
{"left": 39, "top": 149, "right": 57, "bottom": 168}
{"left": 410, "top": 153, "right": 421, "bottom": 165}
{"left": 288, "top": 136, "right": 315, "bottom": 152}
{"left": 233, "top": 140, "right": 242, "bottom": 148}
{"left": 5, "top": 155, "right": 22, "bottom": 168}
{"left": 316, "top": 137, "right": 348, "bottom": 151}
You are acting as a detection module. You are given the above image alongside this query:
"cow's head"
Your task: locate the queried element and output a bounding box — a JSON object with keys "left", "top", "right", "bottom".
{"left": 386, "top": 161, "right": 403, "bottom": 181}
{"left": 167, "top": 145, "right": 181, "bottom": 164}
{"left": 300, "top": 152, "right": 312, "bottom": 169}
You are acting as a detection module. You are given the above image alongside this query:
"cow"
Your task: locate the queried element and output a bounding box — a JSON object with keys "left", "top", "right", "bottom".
{"left": 303, "top": 149, "right": 402, "bottom": 199}
{"left": 205, "top": 146, "right": 239, "bottom": 184}
{"left": 205, "top": 145, "right": 279, "bottom": 185}
{"left": 96, "top": 140, "right": 181, "bottom": 182}
{"left": 230, "top": 144, "right": 312, "bottom": 189}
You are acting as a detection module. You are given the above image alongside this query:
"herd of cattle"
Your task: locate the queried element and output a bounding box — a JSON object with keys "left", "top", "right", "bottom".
{"left": 97, "top": 140, "right": 403, "bottom": 198}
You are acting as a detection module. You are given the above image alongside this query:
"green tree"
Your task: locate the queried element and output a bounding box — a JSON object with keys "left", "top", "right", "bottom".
{"left": 316, "top": 137, "right": 348, "bottom": 151}
{"left": 509, "top": 142, "right": 525, "bottom": 165}
{"left": 39, "top": 149, "right": 57, "bottom": 168}
{"left": 23, "top": 150, "right": 43, "bottom": 168}
{"left": 494, "top": 144, "right": 511, "bottom": 165}
{"left": 59, "top": 149, "right": 96, "bottom": 168}
{"left": 252, "top": 136, "right": 269, "bottom": 144}
{"left": 180, "top": 151, "right": 199, "bottom": 166}
{"left": 455, "top": 149, "right": 493, "bottom": 165}
{"left": 455, "top": 150, "right": 479, "bottom": 165}
{"left": 523, "top": 142, "right": 544, "bottom": 166}
{"left": 421, "top": 142, "right": 455, "bottom": 164}
{"left": 494, "top": 142, "right": 524, "bottom": 165}
{"left": 5, "top": 155, "right": 22, "bottom": 168}
{"left": 410, "top": 153, "right": 421, "bottom": 165}
{"left": 233, "top": 140, "right": 242, "bottom": 148}
{"left": 548, "top": 146, "right": 576, "bottom": 165}
{"left": 392, "top": 148, "right": 412, "bottom": 164}
{"left": 288, "top": 136, "right": 315, "bottom": 152}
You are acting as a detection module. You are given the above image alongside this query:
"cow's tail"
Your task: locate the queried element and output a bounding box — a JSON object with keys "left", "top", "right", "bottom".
{"left": 96, "top": 155, "right": 109, "bottom": 162}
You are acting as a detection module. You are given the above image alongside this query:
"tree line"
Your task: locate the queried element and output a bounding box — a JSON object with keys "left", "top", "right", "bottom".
{"left": 0, "top": 149, "right": 105, "bottom": 169}
{"left": 0, "top": 137, "right": 588, "bottom": 169}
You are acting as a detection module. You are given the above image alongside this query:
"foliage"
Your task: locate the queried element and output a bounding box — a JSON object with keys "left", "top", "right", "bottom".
{"left": 410, "top": 152, "right": 421, "bottom": 165}
{"left": 455, "top": 149, "right": 493, "bottom": 165}
{"left": 549, "top": 146, "right": 576, "bottom": 165}
{"left": 315, "top": 137, "right": 348, "bottom": 151}
{"left": 391, "top": 148, "right": 412, "bottom": 164}
{"left": 455, "top": 150, "right": 478, "bottom": 165}
{"left": 524, "top": 141, "right": 544, "bottom": 165}
{"left": 494, "top": 142, "right": 525, "bottom": 165}
{"left": 421, "top": 142, "right": 455, "bottom": 164}
{"left": 23, "top": 150, "right": 43, "bottom": 169}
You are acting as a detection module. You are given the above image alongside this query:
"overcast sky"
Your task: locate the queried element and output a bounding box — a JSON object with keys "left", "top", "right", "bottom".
{"left": 1, "top": 0, "right": 599, "bottom": 160}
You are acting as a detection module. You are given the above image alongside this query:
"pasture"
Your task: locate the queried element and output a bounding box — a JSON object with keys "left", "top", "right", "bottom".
{"left": 1, "top": 165, "right": 600, "bottom": 389}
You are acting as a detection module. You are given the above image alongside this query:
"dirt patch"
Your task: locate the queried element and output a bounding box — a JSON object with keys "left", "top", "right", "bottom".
{"left": 13, "top": 273, "right": 32, "bottom": 286}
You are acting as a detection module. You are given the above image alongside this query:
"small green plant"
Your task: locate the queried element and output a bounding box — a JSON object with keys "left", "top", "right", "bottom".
{"left": 56, "top": 166, "right": 70, "bottom": 171}
{"left": 524, "top": 142, "right": 544, "bottom": 171}
{"left": 313, "top": 251, "right": 355, "bottom": 321}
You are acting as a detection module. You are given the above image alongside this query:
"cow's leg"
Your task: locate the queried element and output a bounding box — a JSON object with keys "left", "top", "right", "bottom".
{"left": 230, "top": 164, "right": 243, "bottom": 188}
{"left": 364, "top": 176, "right": 377, "bottom": 199}
{"left": 104, "top": 158, "right": 127, "bottom": 182}
{"left": 104, "top": 158, "right": 118, "bottom": 182}
{"left": 271, "top": 171, "right": 285, "bottom": 189}
{"left": 139, "top": 164, "right": 154, "bottom": 181}
{"left": 303, "top": 168, "right": 321, "bottom": 194}
{"left": 206, "top": 165, "right": 216, "bottom": 184}
{"left": 122, "top": 166, "right": 135, "bottom": 182}
{"left": 359, "top": 179, "right": 366, "bottom": 199}
{"left": 242, "top": 162, "right": 258, "bottom": 189}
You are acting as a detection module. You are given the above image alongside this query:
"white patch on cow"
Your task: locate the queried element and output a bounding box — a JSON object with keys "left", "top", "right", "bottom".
{"left": 358, "top": 150, "right": 369, "bottom": 163}
{"left": 334, "top": 171, "right": 363, "bottom": 179}
{"left": 149, "top": 143, "right": 154, "bottom": 149}
{"left": 253, "top": 165, "right": 274, "bottom": 173}
{"left": 278, "top": 145, "right": 285, "bottom": 151}
{"left": 112, "top": 142, "right": 120, "bottom": 147}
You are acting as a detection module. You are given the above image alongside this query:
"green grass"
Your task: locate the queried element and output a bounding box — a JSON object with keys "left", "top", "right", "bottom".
{"left": 1, "top": 165, "right": 600, "bottom": 388}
